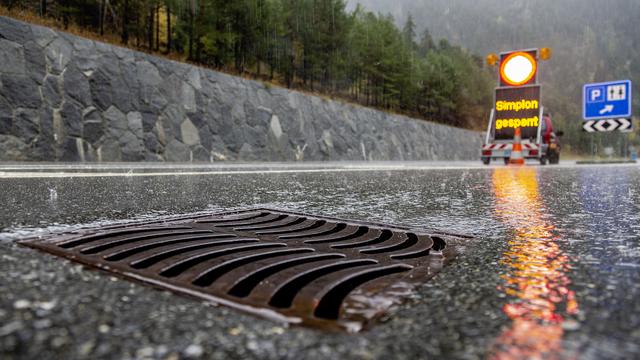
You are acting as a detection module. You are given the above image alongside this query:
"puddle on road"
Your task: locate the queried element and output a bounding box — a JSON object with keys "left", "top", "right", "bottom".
{"left": 489, "top": 168, "right": 579, "bottom": 359}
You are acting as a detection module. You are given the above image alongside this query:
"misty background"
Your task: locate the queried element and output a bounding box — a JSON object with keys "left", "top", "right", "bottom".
{"left": 2, "top": 0, "right": 639, "bottom": 155}
{"left": 349, "top": 0, "right": 640, "bottom": 153}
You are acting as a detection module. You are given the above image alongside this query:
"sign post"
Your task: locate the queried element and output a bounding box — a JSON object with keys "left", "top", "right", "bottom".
{"left": 582, "top": 80, "right": 633, "bottom": 161}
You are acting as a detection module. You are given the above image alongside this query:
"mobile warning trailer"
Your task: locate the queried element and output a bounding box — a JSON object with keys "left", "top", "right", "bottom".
{"left": 481, "top": 48, "right": 557, "bottom": 165}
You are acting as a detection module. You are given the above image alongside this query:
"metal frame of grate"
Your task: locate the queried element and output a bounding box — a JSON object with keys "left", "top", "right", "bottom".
{"left": 19, "top": 208, "right": 464, "bottom": 331}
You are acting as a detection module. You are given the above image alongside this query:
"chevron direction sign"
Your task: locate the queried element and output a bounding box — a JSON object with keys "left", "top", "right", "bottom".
{"left": 583, "top": 118, "right": 632, "bottom": 133}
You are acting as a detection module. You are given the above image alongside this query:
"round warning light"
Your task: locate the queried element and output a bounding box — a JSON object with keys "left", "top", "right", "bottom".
{"left": 500, "top": 52, "right": 537, "bottom": 86}
{"left": 486, "top": 53, "right": 499, "bottom": 66}
{"left": 540, "top": 47, "right": 552, "bottom": 61}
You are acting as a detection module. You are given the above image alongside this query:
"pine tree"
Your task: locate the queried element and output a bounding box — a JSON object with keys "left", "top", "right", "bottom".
{"left": 402, "top": 14, "right": 416, "bottom": 47}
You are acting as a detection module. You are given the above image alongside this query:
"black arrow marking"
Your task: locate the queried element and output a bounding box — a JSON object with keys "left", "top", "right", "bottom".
{"left": 583, "top": 121, "right": 596, "bottom": 132}
{"left": 618, "top": 118, "right": 632, "bottom": 132}
{"left": 609, "top": 120, "right": 620, "bottom": 131}
{"left": 583, "top": 119, "right": 631, "bottom": 133}
{"left": 586, "top": 119, "right": 635, "bottom": 132}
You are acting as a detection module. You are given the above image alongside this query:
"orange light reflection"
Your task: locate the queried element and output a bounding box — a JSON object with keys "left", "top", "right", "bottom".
{"left": 489, "top": 168, "right": 579, "bottom": 360}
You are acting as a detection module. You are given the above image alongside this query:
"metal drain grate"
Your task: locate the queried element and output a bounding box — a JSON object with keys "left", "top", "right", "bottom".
{"left": 19, "top": 209, "right": 465, "bottom": 331}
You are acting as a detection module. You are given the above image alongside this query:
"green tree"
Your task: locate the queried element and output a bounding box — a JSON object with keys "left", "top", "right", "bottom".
{"left": 402, "top": 14, "right": 416, "bottom": 47}
{"left": 3, "top": 0, "right": 495, "bottom": 130}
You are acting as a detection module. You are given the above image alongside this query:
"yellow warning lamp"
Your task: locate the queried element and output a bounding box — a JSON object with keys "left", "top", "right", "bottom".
{"left": 540, "top": 47, "right": 552, "bottom": 61}
{"left": 486, "top": 53, "right": 499, "bottom": 67}
{"left": 499, "top": 51, "right": 537, "bottom": 86}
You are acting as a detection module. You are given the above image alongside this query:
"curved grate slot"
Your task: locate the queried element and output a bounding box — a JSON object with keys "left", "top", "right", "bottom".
{"left": 58, "top": 226, "right": 190, "bottom": 249}
{"left": 216, "top": 214, "right": 288, "bottom": 228}
{"left": 360, "top": 233, "right": 419, "bottom": 255}
{"left": 391, "top": 248, "right": 430, "bottom": 260}
{"left": 256, "top": 220, "right": 326, "bottom": 236}
{"left": 304, "top": 226, "right": 370, "bottom": 244}
{"left": 129, "top": 239, "right": 260, "bottom": 269}
{"left": 268, "top": 260, "right": 377, "bottom": 308}
{"left": 431, "top": 236, "right": 447, "bottom": 251}
{"left": 280, "top": 223, "right": 347, "bottom": 240}
{"left": 227, "top": 254, "right": 346, "bottom": 298}
{"left": 236, "top": 217, "right": 306, "bottom": 232}
{"left": 192, "top": 248, "right": 315, "bottom": 287}
{"left": 313, "top": 265, "right": 412, "bottom": 319}
{"left": 103, "top": 235, "right": 241, "bottom": 262}
{"left": 159, "top": 243, "right": 286, "bottom": 278}
{"left": 80, "top": 230, "right": 216, "bottom": 255}
{"left": 331, "top": 229, "right": 393, "bottom": 249}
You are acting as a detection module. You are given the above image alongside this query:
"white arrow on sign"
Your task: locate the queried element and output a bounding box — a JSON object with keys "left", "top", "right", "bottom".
{"left": 599, "top": 104, "right": 614, "bottom": 115}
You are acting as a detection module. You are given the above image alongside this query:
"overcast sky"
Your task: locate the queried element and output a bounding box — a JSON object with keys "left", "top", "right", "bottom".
{"left": 346, "top": 0, "right": 407, "bottom": 22}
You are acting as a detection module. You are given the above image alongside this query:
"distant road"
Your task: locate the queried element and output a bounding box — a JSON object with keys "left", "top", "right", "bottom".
{"left": 1, "top": 160, "right": 636, "bottom": 179}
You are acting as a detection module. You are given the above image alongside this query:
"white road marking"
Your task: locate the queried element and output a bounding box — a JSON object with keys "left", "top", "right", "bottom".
{"left": 0, "top": 166, "right": 477, "bottom": 178}
{"left": 0, "top": 161, "right": 635, "bottom": 179}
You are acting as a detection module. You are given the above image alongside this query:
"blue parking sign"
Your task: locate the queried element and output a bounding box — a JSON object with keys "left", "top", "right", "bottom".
{"left": 583, "top": 80, "right": 632, "bottom": 120}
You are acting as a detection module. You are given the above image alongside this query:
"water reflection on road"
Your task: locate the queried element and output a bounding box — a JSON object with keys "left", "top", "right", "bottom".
{"left": 489, "top": 168, "right": 579, "bottom": 359}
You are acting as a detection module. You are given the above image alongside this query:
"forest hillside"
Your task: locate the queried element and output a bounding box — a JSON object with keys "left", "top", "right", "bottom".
{"left": 1, "top": 0, "right": 494, "bottom": 131}
{"left": 349, "top": 0, "right": 640, "bottom": 152}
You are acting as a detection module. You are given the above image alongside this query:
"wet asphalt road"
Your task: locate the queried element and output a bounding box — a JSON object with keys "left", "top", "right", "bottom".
{"left": 0, "top": 161, "right": 639, "bottom": 359}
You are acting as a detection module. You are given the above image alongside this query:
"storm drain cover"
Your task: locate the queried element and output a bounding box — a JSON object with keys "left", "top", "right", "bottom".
{"left": 19, "top": 209, "right": 466, "bottom": 331}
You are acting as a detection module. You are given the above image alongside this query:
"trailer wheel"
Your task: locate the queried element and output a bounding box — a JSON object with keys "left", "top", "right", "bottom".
{"left": 540, "top": 157, "right": 547, "bottom": 166}
{"left": 482, "top": 158, "right": 491, "bottom": 165}
{"left": 503, "top": 158, "right": 510, "bottom": 165}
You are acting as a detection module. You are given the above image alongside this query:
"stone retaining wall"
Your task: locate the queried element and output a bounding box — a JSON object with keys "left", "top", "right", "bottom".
{"left": 0, "top": 16, "right": 482, "bottom": 162}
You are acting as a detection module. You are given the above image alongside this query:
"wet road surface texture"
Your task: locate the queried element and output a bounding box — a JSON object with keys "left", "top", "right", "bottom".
{"left": 0, "top": 162, "right": 639, "bottom": 359}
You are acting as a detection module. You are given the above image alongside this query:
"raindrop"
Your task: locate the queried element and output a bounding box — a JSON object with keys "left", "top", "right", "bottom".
{"left": 48, "top": 188, "right": 58, "bottom": 202}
